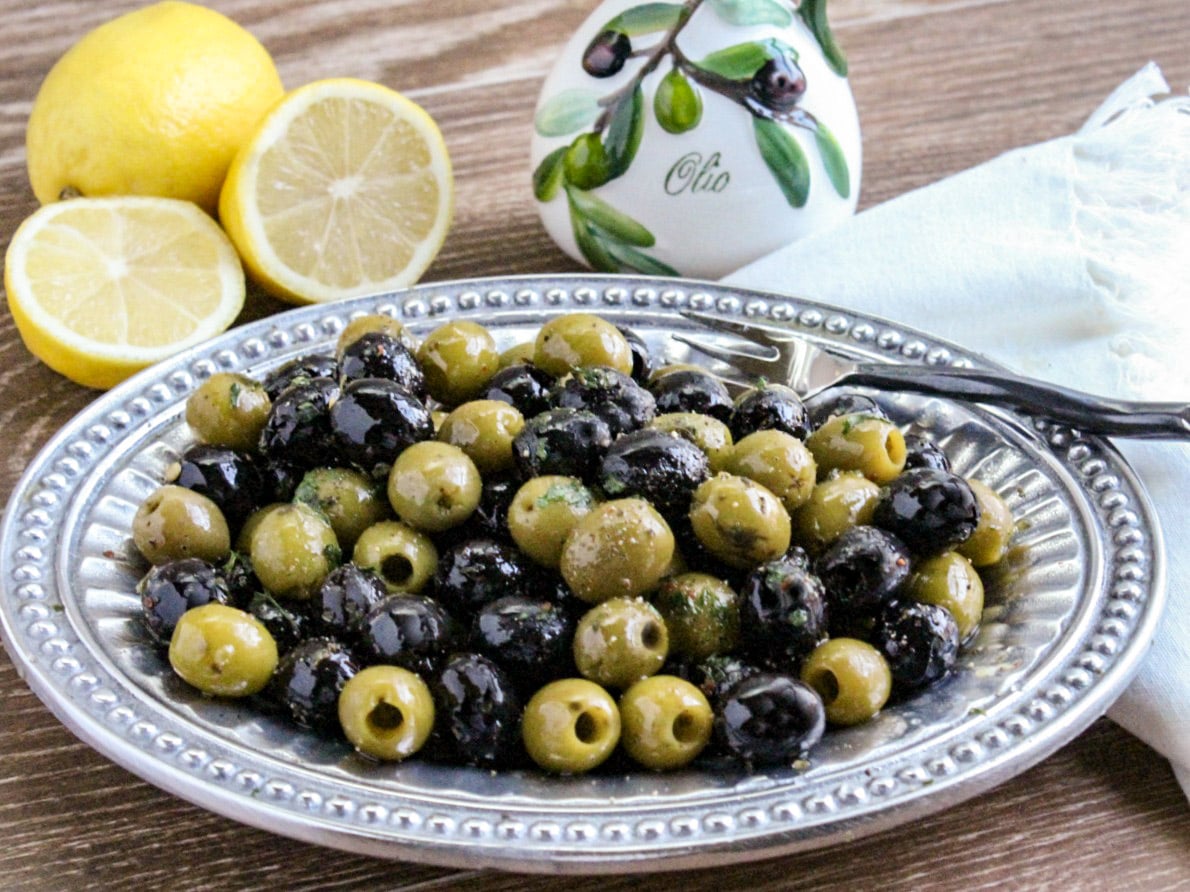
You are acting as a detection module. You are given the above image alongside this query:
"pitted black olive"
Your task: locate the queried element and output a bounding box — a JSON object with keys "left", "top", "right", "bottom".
{"left": 329, "top": 377, "right": 433, "bottom": 479}
{"left": 172, "top": 444, "right": 269, "bottom": 527}
{"left": 306, "top": 563, "right": 388, "bottom": 643}
{"left": 482, "top": 362, "right": 554, "bottom": 419}
{"left": 338, "top": 331, "right": 427, "bottom": 398}
{"left": 268, "top": 637, "right": 358, "bottom": 731}
{"left": 357, "top": 594, "right": 458, "bottom": 677}
{"left": 247, "top": 591, "right": 306, "bottom": 655}
{"left": 814, "top": 525, "right": 911, "bottom": 631}
{"left": 716, "top": 672, "right": 825, "bottom": 765}
{"left": 257, "top": 376, "right": 340, "bottom": 470}
{"left": 873, "top": 601, "right": 961, "bottom": 691}
{"left": 738, "top": 555, "right": 829, "bottom": 665}
{"left": 430, "top": 652, "right": 523, "bottom": 768}
{"left": 597, "top": 428, "right": 709, "bottom": 521}
{"left": 262, "top": 354, "right": 338, "bottom": 400}
{"left": 872, "top": 467, "right": 980, "bottom": 554}
{"left": 730, "top": 383, "right": 810, "bottom": 442}
{"left": 432, "top": 537, "right": 534, "bottom": 617}
{"left": 138, "top": 557, "right": 232, "bottom": 645}
{"left": 511, "top": 407, "right": 612, "bottom": 482}
{"left": 648, "top": 369, "right": 734, "bottom": 424}
{"left": 472, "top": 594, "right": 576, "bottom": 693}
{"left": 550, "top": 366, "right": 656, "bottom": 437}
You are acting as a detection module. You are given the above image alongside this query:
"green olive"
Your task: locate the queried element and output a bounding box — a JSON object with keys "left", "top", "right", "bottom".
{"left": 508, "top": 475, "right": 597, "bottom": 568}
{"left": 560, "top": 498, "right": 674, "bottom": 603}
{"left": 387, "top": 441, "right": 482, "bottom": 533}
{"left": 573, "top": 597, "right": 669, "bottom": 689}
{"left": 184, "top": 372, "right": 271, "bottom": 452}
{"left": 337, "top": 665, "right": 435, "bottom": 761}
{"left": 133, "top": 485, "right": 231, "bottom": 565}
{"left": 416, "top": 320, "right": 500, "bottom": 406}
{"left": 619, "top": 675, "right": 713, "bottom": 770}
{"left": 521, "top": 678, "right": 621, "bottom": 774}
{"left": 805, "top": 413, "right": 907, "bottom": 483}
{"left": 235, "top": 503, "right": 285, "bottom": 554}
{"left": 789, "top": 471, "right": 880, "bottom": 554}
{"left": 649, "top": 412, "right": 734, "bottom": 472}
{"left": 906, "top": 551, "right": 984, "bottom": 640}
{"left": 352, "top": 520, "right": 438, "bottom": 594}
{"left": 800, "top": 637, "right": 892, "bottom": 726}
{"left": 647, "top": 362, "right": 703, "bottom": 383}
{"left": 498, "top": 341, "right": 536, "bottom": 368}
{"left": 336, "top": 313, "right": 417, "bottom": 357}
{"left": 169, "top": 603, "right": 278, "bottom": 697}
{"left": 437, "top": 400, "right": 525, "bottom": 475}
{"left": 958, "top": 480, "right": 1014, "bottom": 567}
{"left": 534, "top": 313, "right": 632, "bottom": 378}
{"left": 653, "top": 572, "right": 739, "bottom": 660}
{"left": 688, "top": 473, "right": 791, "bottom": 569}
{"left": 247, "top": 502, "right": 340, "bottom": 600}
{"left": 726, "top": 429, "right": 817, "bottom": 514}
{"left": 294, "top": 467, "right": 391, "bottom": 551}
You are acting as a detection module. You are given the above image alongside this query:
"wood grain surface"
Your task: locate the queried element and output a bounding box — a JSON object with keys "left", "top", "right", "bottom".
{"left": 2, "top": 0, "right": 1188, "bottom": 889}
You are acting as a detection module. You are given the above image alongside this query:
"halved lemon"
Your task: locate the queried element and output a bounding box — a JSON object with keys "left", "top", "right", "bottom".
{"left": 219, "top": 78, "right": 454, "bottom": 305}
{"left": 5, "top": 196, "right": 245, "bottom": 389}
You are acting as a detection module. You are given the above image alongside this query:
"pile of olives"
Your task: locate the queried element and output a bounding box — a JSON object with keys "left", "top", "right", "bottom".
{"left": 131, "top": 311, "right": 1015, "bottom": 775}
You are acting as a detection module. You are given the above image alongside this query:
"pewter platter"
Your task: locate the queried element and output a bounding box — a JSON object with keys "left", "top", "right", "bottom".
{"left": 0, "top": 275, "right": 1165, "bottom": 873}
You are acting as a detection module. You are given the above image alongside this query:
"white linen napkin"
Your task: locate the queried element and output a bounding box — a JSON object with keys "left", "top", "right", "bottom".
{"left": 724, "top": 63, "right": 1190, "bottom": 798}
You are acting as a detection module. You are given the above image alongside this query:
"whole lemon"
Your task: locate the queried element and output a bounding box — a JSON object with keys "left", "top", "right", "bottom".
{"left": 25, "top": 1, "right": 283, "bottom": 214}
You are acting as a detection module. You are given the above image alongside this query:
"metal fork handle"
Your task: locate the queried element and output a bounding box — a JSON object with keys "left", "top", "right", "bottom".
{"left": 840, "top": 364, "right": 1190, "bottom": 440}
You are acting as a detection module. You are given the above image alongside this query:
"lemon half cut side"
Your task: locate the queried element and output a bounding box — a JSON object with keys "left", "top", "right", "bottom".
{"left": 5, "top": 197, "right": 246, "bottom": 389}
{"left": 220, "top": 78, "right": 454, "bottom": 305}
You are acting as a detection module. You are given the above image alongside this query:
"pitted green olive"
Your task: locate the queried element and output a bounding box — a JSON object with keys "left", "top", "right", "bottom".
{"left": 416, "top": 320, "right": 500, "bottom": 406}
{"left": 387, "top": 441, "right": 482, "bottom": 533}
{"left": 169, "top": 603, "right": 278, "bottom": 697}
{"left": 688, "top": 473, "right": 790, "bottom": 569}
{"left": 133, "top": 485, "right": 231, "bottom": 565}
{"left": 185, "top": 372, "right": 271, "bottom": 452}
{"left": 436, "top": 400, "right": 525, "bottom": 475}
{"left": 560, "top": 498, "right": 673, "bottom": 603}
{"left": 247, "top": 502, "right": 340, "bottom": 600}
{"left": 726, "top": 429, "right": 817, "bottom": 513}
{"left": 508, "top": 475, "right": 597, "bottom": 568}
{"left": 806, "top": 413, "right": 907, "bottom": 483}
{"left": 573, "top": 597, "right": 669, "bottom": 688}
{"left": 337, "top": 665, "right": 435, "bottom": 761}
{"left": 534, "top": 313, "right": 632, "bottom": 378}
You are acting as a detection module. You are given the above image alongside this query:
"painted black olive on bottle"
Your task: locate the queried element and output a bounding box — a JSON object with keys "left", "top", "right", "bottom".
{"left": 730, "top": 383, "right": 810, "bottom": 441}
{"left": 357, "top": 594, "right": 458, "bottom": 677}
{"left": 738, "top": 555, "right": 829, "bottom": 665}
{"left": 338, "top": 331, "right": 427, "bottom": 399}
{"left": 431, "top": 652, "right": 523, "bottom": 768}
{"left": 874, "top": 601, "right": 961, "bottom": 691}
{"left": 432, "top": 537, "right": 534, "bottom": 617}
{"left": 305, "top": 563, "right": 388, "bottom": 643}
{"left": 138, "top": 557, "right": 232, "bottom": 644}
{"left": 716, "top": 672, "right": 825, "bottom": 765}
{"left": 511, "top": 407, "right": 612, "bottom": 482}
{"left": 172, "top": 444, "right": 269, "bottom": 527}
{"left": 872, "top": 467, "right": 980, "bottom": 554}
{"left": 597, "top": 428, "right": 709, "bottom": 521}
{"left": 814, "top": 525, "right": 911, "bottom": 631}
{"left": 582, "top": 28, "right": 632, "bottom": 78}
{"left": 550, "top": 366, "right": 656, "bottom": 437}
{"left": 749, "top": 55, "right": 807, "bottom": 113}
{"left": 268, "top": 637, "right": 359, "bottom": 731}
{"left": 902, "top": 433, "right": 952, "bottom": 472}
{"left": 648, "top": 369, "right": 734, "bottom": 423}
{"left": 262, "top": 353, "right": 338, "bottom": 400}
{"left": 329, "top": 377, "right": 433, "bottom": 479}
{"left": 803, "top": 389, "right": 887, "bottom": 429}
{"left": 471, "top": 594, "right": 576, "bottom": 693}
{"left": 482, "top": 363, "right": 554, "bottom": 419}
{"left": 257, "top": 376, "right": 341, "bottom": 470}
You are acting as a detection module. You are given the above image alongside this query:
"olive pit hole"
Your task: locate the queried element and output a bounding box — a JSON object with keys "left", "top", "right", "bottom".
{"left": 640, "top": 621, "right": 662, "bottom": 650}
{"left": 380, "top": 554, "right": 414, "bottom": 585}
{"left": 672, "top": 710, "right": 700, "bottom": 744}
{"left": 808, "top": 668, "right": 839, "bottom": 704}
{"left": 885, "top": 432, "right": 907, "bottom": 467}
{"left": 368, "top": 700, "right": 406, "bottom": 732}
{"left": 574, "top": 710, "right": 601, "bottom": 744}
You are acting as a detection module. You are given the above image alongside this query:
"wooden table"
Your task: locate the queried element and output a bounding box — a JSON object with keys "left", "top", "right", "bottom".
{"left": 2, "top": 0, "right": 1188, "bottom": 888}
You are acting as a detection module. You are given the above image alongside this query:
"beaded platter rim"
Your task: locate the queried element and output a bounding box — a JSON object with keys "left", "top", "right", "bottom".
{"left": 0, "top": 274, "right": 1166, "bottom": 873}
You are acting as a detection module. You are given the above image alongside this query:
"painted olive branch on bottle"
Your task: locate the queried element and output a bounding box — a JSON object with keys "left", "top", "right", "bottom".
{"left": 533, "top": 0, "right": 849, "bottom": 274}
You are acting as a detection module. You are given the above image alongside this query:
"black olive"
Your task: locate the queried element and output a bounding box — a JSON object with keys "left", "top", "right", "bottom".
{"left": 730, "top": 383, "right": 810, "bottom": 441}
{"left": 430, "top": 652, "right": 523, "bottom": 768}
{"left": 138, "top": 558, "right": 232, "bottom": 645}
{"left": 874, "top": 601, "right": 961, "bottom": 691}
{"left": 263, "top": 354, "right": 338, "bottom": 400}
{"left": 268, "top": 637, "right": 358, "bottom": 731}
{"left": 219, "top": 551, "right": 262, "bottom": 608}
{"left": 872, "top": 467, "right": 980, "bottom": 554}
{"left": 814, "top": 525, "right": 911, "bottom": 632}
{"left": 748, "top": 55, "right": 807, "bottom": 113}
{"left": 670, "top": 653, "right": 763, "bottom": 708}
{"left": 648, "top": 370, "right": 734, "bottom": 424}
{"left": 597, "top": 428, "right": 709, "bottom": 521}
{"left": 338, "top": 331, "right": 427, "bottom": 398}
{"left": 262, "top": 458, "right": 303, "bottom": 502}
{"left": 329, "top": 378, "right": 433, "bottom": 479}
{"left": 581, "top": 28, "right": 632, "bottom": 78}
{"left": 482, "top": 362, "right": 554, "bottom": 418}
{"left": 471, "top": 594, "right": 576, "bottom": 693}
{"left": 247, "top": 591, "right": 306, "bottom": 655}
{"left": 619, "top": 326, "right": 654, "bottom": 384}
{"left": 804, "top": 390, "right": 888, "bottom": 429}
{"left": 549, "top": 366, "right": 655, "bottom": 437}
{"left": 511, "top": 407, "right": 612, "bottom": 482}
{"left": 172, "top": 444, "right": 269, "bottom": 527}
{"left": 716, "top": 672, "right": 825, "bottom": 765}
{"left": 432, "top": 537, "right": 534, "bottom": 617}
{"left": 902, "top": 433, "right": 952, "bottom": 472}
{"left": 357, "top": 594, "right": 458, "bottom": 676}
{"left": 306, "top": 563, "right": 388, "bottom": 643}
{"left": 258, "top": 377, "right": 341, "bottom": 470}
{"left": 738, "top": 556, "right": 829, "bottom": 666}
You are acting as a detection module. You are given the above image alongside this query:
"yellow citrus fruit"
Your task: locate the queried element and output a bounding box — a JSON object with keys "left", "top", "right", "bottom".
{"left": 219, "top": 78, "right": 453, "bottom": 304}
{"left": 5, "top": 196, "right": 246, "bottom": 389}
{"left": 26, "top": 1, "right": 284, "bottom": 214}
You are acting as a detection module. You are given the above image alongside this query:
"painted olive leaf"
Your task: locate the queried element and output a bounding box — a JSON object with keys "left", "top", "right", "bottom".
{"left": 534, "top": 88, "right": 602, "bottom": 137}
{"left": 606, "top": 241, "right": 681, "bottom": 276}
{"left": 797, "top": 0, "right": 847, "bottom": 76}
{"left": 569, "top": 204, "right": 618, "bottom": 272}
{"left": 754, "top": 117, "right": 810, "bottom": 207}
{"left": 814, "top": 123, "right": 850, "bottom": 198}
{"left": 605, "top": 2, "right": 688, "bottom": 36}
{"left": 696, "top": 38, "right": 798, "bottom": 80}
{"left": 566, "top": 185, "right": 655, "bottom": 247}
{"left": 603, "top": 86, "right": 645, "bottom": 177}
{"left": 532, "top": 146, "right": 568, "bottom": 201}
{"left": 709, "top": 0, "right": 792, "bottom": 27}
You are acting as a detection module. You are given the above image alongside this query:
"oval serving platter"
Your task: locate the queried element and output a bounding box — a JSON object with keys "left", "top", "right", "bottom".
{"left": 0, "top": 275, "right": 1165, "bottom": 873}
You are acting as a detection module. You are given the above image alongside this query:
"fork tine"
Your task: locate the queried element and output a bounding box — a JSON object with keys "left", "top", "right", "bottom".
{"left": 678, "top": 308, "right": 802, "bottom": 349}
{"left": 670, "top": 332, "right": 777, "bottom": 381}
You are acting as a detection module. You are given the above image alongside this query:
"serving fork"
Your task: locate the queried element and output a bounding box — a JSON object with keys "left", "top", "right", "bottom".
{"left": 673, "top": 309, "right": 1190, "bottom": 440}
